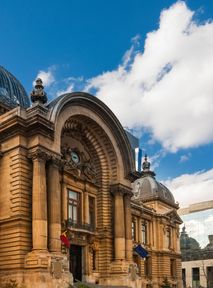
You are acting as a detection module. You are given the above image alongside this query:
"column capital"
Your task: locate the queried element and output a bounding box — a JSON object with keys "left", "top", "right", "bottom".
{"left": 28, "top": 148, "right": 51, "bottom": 162}
{"left": 50, "top": 155, "right": 64, "bottom": 170}
{"left": 110, "top": 183, "right": 133, "bottom": 197}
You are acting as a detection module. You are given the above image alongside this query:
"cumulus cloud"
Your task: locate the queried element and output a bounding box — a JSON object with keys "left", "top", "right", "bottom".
{"left": 181, "top": 213, "right": 213, "bottom": 248}
{"left": 56, "top": 83, "right": 74, "bottom": 97}
{"left": 34, "top": 66, "right": 55, "bottom": 87}
{"left": 179, "top": 152, "right": 191, "bottom": 163}
{"left": 163, "top": 169, "right": 213, "bottom": 207}
{"left": 86, "top": 1, "right": 213, "bottom": 151}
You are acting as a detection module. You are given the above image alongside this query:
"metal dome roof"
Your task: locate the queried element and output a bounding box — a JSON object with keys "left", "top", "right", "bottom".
{"left": 0, "top": 66, "right": 30, "bottom": 108}
{"left": 132, "top": 155, "right": 176, "bottom": 206}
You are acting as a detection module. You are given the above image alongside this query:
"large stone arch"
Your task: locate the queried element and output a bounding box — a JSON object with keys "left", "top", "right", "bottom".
{"left": 47, "top": 92, "right": 136, "bottom": 278}
{"left": 47, "top": 92, "right": 135, "bottom": 183}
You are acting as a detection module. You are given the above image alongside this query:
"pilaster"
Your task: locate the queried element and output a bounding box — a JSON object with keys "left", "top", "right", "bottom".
{"left": 47, "top": 157, "right": 62, "bottom": 253}
{"left": 110, "top": 183, "right": 133, "bottom": 276}
{"left": 25, "top": 148, "right": 50, "bottom": 269}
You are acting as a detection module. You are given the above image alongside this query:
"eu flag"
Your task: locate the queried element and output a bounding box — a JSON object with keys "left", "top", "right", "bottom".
{"left": 134, "top": 244, "right": 148, "bottom": 258}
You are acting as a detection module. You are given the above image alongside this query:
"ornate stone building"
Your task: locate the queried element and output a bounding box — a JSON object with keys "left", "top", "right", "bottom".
{"left": 0, "top": 66, "right": 182, "bottom": 288}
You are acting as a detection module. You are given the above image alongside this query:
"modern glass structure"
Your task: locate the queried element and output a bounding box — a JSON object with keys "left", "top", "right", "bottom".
{"left": 125, "top": 130, "right": 142, "bottom": 172}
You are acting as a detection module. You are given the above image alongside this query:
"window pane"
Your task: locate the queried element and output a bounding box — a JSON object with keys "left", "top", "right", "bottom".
{"left": 192, "top": 267, "right": 200, "bottom": 288}
{"left": 73, "top": 206, "right": 77, "bottom": 222}
{"left": 142, "top": 223, "right": 147, "bottom": 244}
{"left": 132, "top": 221, "right": 136, "bottom": 241}
{"left": 68, "top": 205, "right": 72, "bottom": 219}
{"left": 69, "top": 190, "right": 78, "bottom": 200}
{"left": 68, "top": 190, "right": 81, "bottom": 224}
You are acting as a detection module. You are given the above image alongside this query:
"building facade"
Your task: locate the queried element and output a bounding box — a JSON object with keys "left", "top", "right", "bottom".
{"left": 0, "top": 66, "right": 182, "bottom": 288}
{"left": 179, "top": 201, "right": 213, "bottom": 288}
{"left": 131, "top": 157, "right": 182, "bottom": 287}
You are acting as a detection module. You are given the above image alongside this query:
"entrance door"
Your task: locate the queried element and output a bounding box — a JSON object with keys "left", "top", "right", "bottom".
{"left": 70, "top": 245, "right": 82, "bottom": 282}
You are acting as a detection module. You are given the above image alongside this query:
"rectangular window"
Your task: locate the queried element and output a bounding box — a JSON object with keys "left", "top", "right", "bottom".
{"left": 170, "top": 259, "right": 176, "bottom": 277}
{"left": 182, "top": 268, "right": 186, "bottom": 288}
{"left": 89, "top": 196, "right": 95, "bottom": 228}
{"left": 68, "top": 190, "right": 81, "bottom": 224}
{"left": 192, "top": 267, "right": 200, "bottom": 288}
{"left": 142, "top": 222, "right": 148, "bottom": 244}
{"left": 166, "top": 228, "right": 171, "bottom": 248}
{"left": 144, "top": 256, "right": 151, "bottom": 277}
{"left": 132, "top": 220, "right": 136, "bottom": 241}
{"left": 207, "top": 266, "right": 213, "bottom": 288}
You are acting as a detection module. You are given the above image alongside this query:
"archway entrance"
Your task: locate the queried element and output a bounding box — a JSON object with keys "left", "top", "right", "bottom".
{"left": 70, "top": 245, "right": 82, "bottom": 282}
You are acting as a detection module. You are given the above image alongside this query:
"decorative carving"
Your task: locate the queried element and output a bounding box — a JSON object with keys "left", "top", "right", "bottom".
{"left": 129, "top": 263, "right": 139, "bottom": 281}
{"left": 51, "top": 156, "right": 64, "bottom": 170}
{"left": 31, "top": 78, "right": 47, "bottom": 104}
{"left": 28, "top": 148, "right": 51, "bottom": 162}
{"left": 82, "top": 159, "right": 97, "bottom": 181}
{"left": 111, "top": 183, "right": 132, "bottom": 197}
{"left": 142, "top": 154, "right": 150, "bottom": 171}
{"left": 89, "top": 241, "right": 99, "bottom": 253}
{"left": 61, "top": 145, "right": 97, "bottom": 183}
{"left": 51, "top": 260, "right": 62, "bottom": 279}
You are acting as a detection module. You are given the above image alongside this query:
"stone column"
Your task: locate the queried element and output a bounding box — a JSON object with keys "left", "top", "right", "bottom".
{"left": 111, "top": 184, "right": 133, "bottom": 261}
{"left": 111, "top": 186, "right": 125, "bottom": 260}
{"left": 47, "top": 158, "right": 61, "bottom": 253}
{"left": 31, "top": 150, "right": 49, "bottom": 251}
{"left": 124, "top": 193, "right": 133, "bottom": 261}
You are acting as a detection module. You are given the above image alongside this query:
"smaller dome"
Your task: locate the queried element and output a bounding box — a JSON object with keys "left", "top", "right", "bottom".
{"left": 0, "top": 66, "right": 30, "bottom": 108}
{"left": 180, "top": 226, "right": 200, "bottom": 251}
{"left": 132, "top": 155, "right": 176, "bottom": 206}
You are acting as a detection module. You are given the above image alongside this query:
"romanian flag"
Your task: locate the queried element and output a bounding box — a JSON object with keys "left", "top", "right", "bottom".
{"left": 60, "top": 230, "right": 70, "bottom": 248}
{"left": 134, "top": 244, "right": 148, "bottom": 258}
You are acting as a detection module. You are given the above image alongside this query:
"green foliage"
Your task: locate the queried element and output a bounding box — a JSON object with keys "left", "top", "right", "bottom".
{"left": 161, "top": 277, "right": 172, "bottom": 288}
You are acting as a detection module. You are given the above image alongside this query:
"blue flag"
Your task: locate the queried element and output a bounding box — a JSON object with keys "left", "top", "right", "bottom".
{"left": 134, "top": 244, "right": 148, "bottom": 258}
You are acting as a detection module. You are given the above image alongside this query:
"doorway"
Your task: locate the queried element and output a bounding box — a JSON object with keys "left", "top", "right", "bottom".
{"left": 70, "top": 245, "right": 82, "bottom": 282}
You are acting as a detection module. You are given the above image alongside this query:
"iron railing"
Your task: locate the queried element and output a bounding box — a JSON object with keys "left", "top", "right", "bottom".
{"left": 66, "top": 218, "right": 95, "bottom": 232}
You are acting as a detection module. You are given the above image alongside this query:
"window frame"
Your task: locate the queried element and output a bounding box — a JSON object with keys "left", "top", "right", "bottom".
{"left": 67, "top": 189, "right": 81, "bottom": 225}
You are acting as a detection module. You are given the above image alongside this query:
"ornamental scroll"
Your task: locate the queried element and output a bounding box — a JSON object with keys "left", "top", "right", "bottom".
{"left": 61, "top": 145, "right": 97, "bottom": 183}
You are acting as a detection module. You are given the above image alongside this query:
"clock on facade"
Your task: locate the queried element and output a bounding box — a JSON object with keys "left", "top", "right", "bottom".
{"left": 71, "top": 151, "right": 80, "bottom": 164}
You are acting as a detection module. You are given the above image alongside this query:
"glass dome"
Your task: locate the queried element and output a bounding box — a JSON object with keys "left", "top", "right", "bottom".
{"left": 0, "top": 66, "right": 30, "bottom": 108}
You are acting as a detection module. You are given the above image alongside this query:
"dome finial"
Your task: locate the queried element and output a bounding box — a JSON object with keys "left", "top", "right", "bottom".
{"left": 30, "top": 78, "right": 47, "bottom": 104}
{"left": 141, "top": 154, "right": 156, "bottom": 177}
{"left": 142, "top": 154, "right": 150, "bottom": 171}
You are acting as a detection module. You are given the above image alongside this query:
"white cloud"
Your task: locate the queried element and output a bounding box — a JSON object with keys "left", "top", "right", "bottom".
{"left": 163, "top": 169, "right": 213, "bottom": 208}
{"left": 56, "top": 83, "right": 74, "bottom": 97}
{"left": 149, "top": 149, "right": 167, "bottom": 170}
{"left": 179, "top": 153, "right": 191, "bottom": 163}
{"left": 86, "top": 1, "right": 213, "bottom": 151}
{"left": 34, "top": 66, "right": 55, "bottom": 87}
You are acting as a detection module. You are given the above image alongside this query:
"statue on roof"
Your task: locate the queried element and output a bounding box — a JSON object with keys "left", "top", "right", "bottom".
{"left": 31, "top": 78, "right": 47, "bottom": 104}
{"left": 142, "top": 154, "right": 150, "bottom": 171}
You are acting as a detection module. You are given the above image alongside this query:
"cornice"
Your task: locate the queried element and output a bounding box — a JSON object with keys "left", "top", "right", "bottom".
{"left": 110, "top": 183, "right": 133, "bottom": 196}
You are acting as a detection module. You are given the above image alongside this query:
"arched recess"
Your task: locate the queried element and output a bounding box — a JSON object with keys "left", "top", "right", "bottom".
{"left": 60, "top": 114, "right": 117, "bottom": 230}
{"left": 47, "top": 92, "right": 135, "bottom": 183}
{"left": 47, "top": 92, "right": 136, "bottom": 273}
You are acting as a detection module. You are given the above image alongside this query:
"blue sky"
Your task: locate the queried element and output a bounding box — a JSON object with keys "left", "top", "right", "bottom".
{"left": 1, "top": 0, "right": 213, "bottom": 207}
